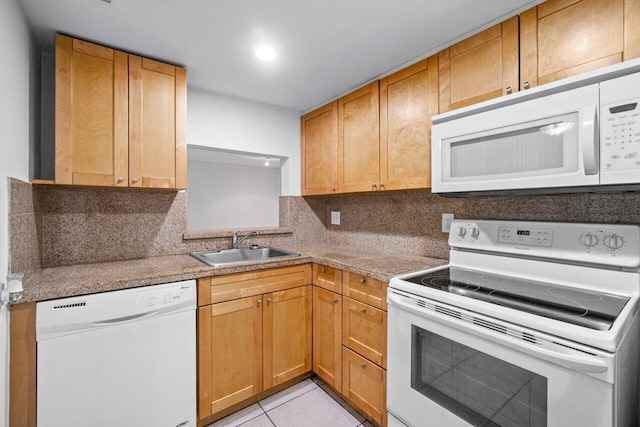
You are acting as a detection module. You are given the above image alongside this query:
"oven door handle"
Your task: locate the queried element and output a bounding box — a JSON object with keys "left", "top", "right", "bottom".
{"left": 388, "top": 292, "right": 610, "bottom": 375}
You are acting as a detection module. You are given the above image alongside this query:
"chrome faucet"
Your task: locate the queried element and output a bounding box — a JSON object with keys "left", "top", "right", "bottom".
{"left": 231, "top": 230, "right": 260, "bottom": 249}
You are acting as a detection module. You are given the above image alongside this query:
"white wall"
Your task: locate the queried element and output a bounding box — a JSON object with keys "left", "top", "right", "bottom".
{"left": 188, "top": 161, "right": 281, "bottom": 230}
{"left": 0, "top": 0, "right": 35, "bottom": 425}
{"left": 187, "top": 88, "right": 302, "bottom": 196}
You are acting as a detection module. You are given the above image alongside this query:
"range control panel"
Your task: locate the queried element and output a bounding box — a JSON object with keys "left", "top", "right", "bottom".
{"left": 449, "top": 220, "right": 640, "bottom": 269}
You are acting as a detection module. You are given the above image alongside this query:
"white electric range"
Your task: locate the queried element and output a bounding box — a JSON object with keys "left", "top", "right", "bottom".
{"left": 388, "top": 220, "right": 640, "bottom": 427}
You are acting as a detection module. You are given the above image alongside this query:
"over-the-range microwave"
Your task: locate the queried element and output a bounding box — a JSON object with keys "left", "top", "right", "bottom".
{"left": 431, "top": 60, "right": 640, "bottom": 196}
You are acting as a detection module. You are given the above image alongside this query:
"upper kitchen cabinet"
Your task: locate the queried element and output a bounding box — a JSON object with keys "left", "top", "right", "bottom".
{"left": 301, "top": 102, "right": 339, "bottom": 195}
{"left": 55, "top": 35, "right": 187, "bottom": 189}
{"left": 379, "top": 56, "right": 438, "bottom": 190}
{"left": 520, "top": 0, "right": 640, "bottom": 89}
{"left": 338, "top": 82, "right": 380, "bottom": 193}
{"left": 438, "top": 16, "right": 519, "bottom": 113}
{"left": 55, "top": 35, "right": 129, "bottom": 187}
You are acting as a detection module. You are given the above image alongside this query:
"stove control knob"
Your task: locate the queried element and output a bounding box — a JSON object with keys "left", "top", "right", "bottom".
{"left": 604, "top": 234, "right": 624, "bottom": 250}
{"left": 457, "top": 226, "right": 467, "bottom": 237}
{"left": 469, "top": 227, "right": 480, "bottom": 238}
{"left": 579, "top": 233, "right": 598, "bottom": 247}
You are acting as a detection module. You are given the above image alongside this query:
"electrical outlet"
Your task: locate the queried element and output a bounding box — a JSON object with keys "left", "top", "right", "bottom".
{"left": 442, "top": 213, "right": 454, "bottom": 233}
{"left": 331, "top": 211, "right": 341, "bottom": 225}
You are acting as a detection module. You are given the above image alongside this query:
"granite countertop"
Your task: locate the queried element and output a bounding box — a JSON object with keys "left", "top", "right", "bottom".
{"left": 19, "top": 244, "right": 448, "bottom": 303}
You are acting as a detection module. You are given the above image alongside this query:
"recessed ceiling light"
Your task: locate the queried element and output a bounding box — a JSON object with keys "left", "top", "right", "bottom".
{"left": 254, "top": 44, "right": 276, "bottom": 61}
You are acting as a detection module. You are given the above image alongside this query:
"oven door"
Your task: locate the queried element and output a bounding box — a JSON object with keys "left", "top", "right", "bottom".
{"left": 387, "top": 289, "right": 617, "bottom": 427}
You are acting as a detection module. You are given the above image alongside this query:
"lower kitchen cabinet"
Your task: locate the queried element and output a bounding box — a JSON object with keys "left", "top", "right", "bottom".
{"left": 343, "top": 297, "right": 387, "bottom": 368}
{"left": 197, "top": 266, "right": 312, "bottom": 422}
{"left": 312, "top": 286, "right": 342, "bottom": 390}
{"left": 342, "top": 347, "right": 387, "bottom": 427}
{"left": 263, "top": 285, "right": 312, "bottom": 389}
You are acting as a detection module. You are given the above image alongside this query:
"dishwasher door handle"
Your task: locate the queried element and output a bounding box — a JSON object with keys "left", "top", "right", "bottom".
{"left": 93, "top": 310, "right": 157, "bottom": 325}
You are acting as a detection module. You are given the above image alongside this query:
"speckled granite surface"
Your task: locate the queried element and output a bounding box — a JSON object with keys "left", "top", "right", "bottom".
{"left": 18, "top": 245, "right": 447, "bottom": 303}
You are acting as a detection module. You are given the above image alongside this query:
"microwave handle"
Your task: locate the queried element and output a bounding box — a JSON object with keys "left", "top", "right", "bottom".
{"left": 582, "top": 105, "right": 598, "bottom": 175}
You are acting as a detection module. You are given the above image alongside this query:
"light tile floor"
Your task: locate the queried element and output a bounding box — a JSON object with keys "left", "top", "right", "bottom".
{"left": 207, "top": 377, "right": 374, "bottom": 427}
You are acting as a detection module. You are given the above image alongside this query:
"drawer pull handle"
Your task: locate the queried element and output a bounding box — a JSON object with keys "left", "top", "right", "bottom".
{"left": 360, "top": 363, "right": 367, "bottom": 368}
{"left": 132, "top": 177, "right": 139, "bottom": 184}
{"left": 334, "top": 299, "right": 339, "bottom": 303}
{"left": 360, "top": 307, "right": 367, "bottom": 313}
{"left": 257, "top": 300, "right": 262, "bottom": 306}
{"left": 267, "top": 298, "right": 272, "bottom": 305}
{"left": 321, "top": 268, "right": 327, "bottom": 273}
{"left": 359, "top": 278, "right": 366, "bottom": 284}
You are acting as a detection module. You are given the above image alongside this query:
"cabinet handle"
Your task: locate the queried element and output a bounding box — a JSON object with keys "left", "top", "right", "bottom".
{"left": 360, "top": 363, "right": 367, "bottom": 368}
{"left": 267, "top": 298, "right": 272, "bottom": 305}
{"left": 506, "top": 86, "right": 512, "bottom": 94}
{"left": 333, "top": 299, "right": 339, "bottom": 303}
{"left": 379, "top": 182, "right": 385, "bottom": 189}
{"left": 117, "top": 177, "right": 124, "bottom": 183}
{"left": 132, "top": 177, "right": 139, "bottom": 184}
{"left": 359, "top": 278, "right": 366, "bottom": 284}
{"left": 331, "top": 186, "right": 336, "bottom": 193}
{"left": 523, "top": 81, "right": 530, "bottom": 90}
{"left": 371, "top": 183, "right": 377, "bottom": 189}
{"left": 257, "top": 300, "right": 262, "bottom": 306}
{"left": 321, "top": 268, "right": 327, "bottom": 274}
{"left": 360, "top": 307, "right": 367, "bottom": 313}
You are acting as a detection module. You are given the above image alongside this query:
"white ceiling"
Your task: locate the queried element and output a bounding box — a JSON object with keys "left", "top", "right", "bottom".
{"left": 18, "top": 0, "right": 540, "bottom": 112}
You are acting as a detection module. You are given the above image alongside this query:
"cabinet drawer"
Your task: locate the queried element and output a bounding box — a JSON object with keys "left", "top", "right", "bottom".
{"left": 197, "top": 265, "right": 312, "bottom": 306}
{"left": 343, "top": 272, "right": 387, "bottom": 310}
{"left": 342, "top": 347, "right": 386, "bottom": 427}
{"left": 343, "top": 298, "right": 386, "bottom": 368}
{"left": 313, "top": 264, "right": 342, "bottom": 293}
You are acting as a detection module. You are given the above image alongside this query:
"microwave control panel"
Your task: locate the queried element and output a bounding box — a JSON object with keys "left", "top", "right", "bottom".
{"left": 600, "top": 71, "right": 640, "bottom": 185}
{"left": 601, "top": 99, "right": 640, "bottom": 171}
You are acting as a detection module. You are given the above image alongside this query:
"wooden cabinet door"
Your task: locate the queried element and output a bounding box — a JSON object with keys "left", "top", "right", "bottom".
{"left": 338, "top": 82, "right": 380, "bottom": 193}
{"left": 520, "top": 0, "right": 640, "bottom": 89}
{"left": 379, "top": 56, "right": 438, "bottom": 190}
{"left": 439, "top": 16, "right": 519, "bottom": 112}
{"left": 129, "top": 56, "right": 187, "bottom": 189}
{"left": 342, "top": 347, "right": 386, "bottom": 427}
{"left": 263, "top": 285, "right": 312, "bottom": 389}
{"left": 198, "top": 296, "right": 263, "bottom": 419}
{"left": 302, "top": 102, "right": 339, "bottom": 195}
{"left": 313, "top": 287, "right": 342, "bottom": 391}
{"left": 55, "top": 35, "right": 129, "bottom": 186}
{"left": 343, "top": 298, "right": 387, "bottom": 368}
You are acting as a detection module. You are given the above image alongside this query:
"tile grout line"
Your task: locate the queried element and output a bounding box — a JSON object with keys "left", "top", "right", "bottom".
{"left": 258, "top": 381, "right": 320, "bottom": 413}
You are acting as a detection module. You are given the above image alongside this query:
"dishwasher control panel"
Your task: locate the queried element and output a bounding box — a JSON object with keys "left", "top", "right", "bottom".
{"left": 137, "top": 283, "right": 195, "bottom": 310}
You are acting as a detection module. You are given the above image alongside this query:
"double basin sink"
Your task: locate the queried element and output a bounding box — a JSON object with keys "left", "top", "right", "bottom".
{"left": 191, "top": 246, "right": 300, "bottom": 267}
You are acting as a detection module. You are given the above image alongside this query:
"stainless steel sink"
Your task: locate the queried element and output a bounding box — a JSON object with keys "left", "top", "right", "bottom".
{"left": 191, "top": 246, "right": 300, "bottom": 267}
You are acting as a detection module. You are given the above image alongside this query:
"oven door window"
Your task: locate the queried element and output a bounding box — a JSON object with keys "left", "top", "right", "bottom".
{"left": 412, "top": 325, "right": 547, "bottom": 426}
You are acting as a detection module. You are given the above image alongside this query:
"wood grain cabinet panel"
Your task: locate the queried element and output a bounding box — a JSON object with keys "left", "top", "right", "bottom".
{"left": 520, "top": 0, "right": 640, "bottom": 89}
{"left": 338, "top": 82, "right": 380, "bottom": 193}
{"left": 55, "top": 35, "right": 186, "bottom": 189}
{"left": 343, "top": 272, "right": 387, "bottom": 310}
{"left": 55, "top": 35, "right": 129, "bottom": 187}
{"left": 343, "top": 298, "right": 387, "bottom": 368}
{"left": 313, "top": 264, "right": 342, "bottom": 293}
{"left": 379, "top": 56, "right": 438, "bottom": 191}
{"left": 301, "top": 102, "right": 339, "bottom": 195}
{"left": 263, "top": 285, "right": 312, "bottom": 389}
{"left": 342, "top": 347, "right": 387, "bottom": 427}
{"left": 439, "top": 16, "right": 519, "bottom": 112}
{"left": 313, "top": 287, "right": 342, "bottom": 391}
{"left": 198, "top": 296, "right": 263, "bottom": 419}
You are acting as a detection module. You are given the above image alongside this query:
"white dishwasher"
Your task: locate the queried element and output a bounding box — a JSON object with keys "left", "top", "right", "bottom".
{"left": 36, "top": 280, "right": 196, "bottom": 427}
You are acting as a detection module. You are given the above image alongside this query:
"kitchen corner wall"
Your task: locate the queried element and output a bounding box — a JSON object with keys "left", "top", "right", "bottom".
{"left": 9, "top": 178, "right": 640, "bottom": 270}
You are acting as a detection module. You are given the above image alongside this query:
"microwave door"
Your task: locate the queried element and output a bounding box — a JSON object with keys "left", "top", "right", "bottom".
{"left": 432, "top": 84, "right": 600, "bottom": 194}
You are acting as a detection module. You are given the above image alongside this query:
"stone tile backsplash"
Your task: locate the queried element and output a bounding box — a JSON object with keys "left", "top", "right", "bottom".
{"left": 8, "top": 177, "right": 640, "bottom": 271}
